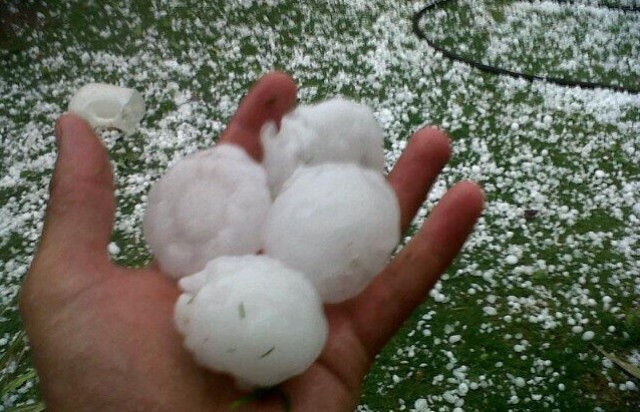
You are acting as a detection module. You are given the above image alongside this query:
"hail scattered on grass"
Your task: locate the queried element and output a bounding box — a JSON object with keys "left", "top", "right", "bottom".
{"left": 0, "top": 0, "right": 638, "bottom": 410}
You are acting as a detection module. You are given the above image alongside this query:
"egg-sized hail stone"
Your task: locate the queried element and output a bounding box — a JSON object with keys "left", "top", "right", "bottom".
{"left": 144, "top": 144, "right": 271, "bottom": 280}
{"left": 263, "top": 163, "right": 401, "bottom": 303}
{"left": 175, "top": 255, "right": 328, "bottom": 389}
{"left": 68, "top": 83, "right": 145, "bottom": 133}
{"left": 261, "top": 97, "right": 385, "bottom": 196}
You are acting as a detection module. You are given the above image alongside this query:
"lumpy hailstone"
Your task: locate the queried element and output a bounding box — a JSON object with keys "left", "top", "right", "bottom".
{"left": 144, "top": 144, "right": 271, "bottom": 279}
{"left": 175, "top": 255, "right": 328, "bottom": 388}
{"left": 261, "top": 97, "right": 385, "bottom": 196}
{"left": 68, "top": 83, "right": 145, "bottom": 133}
{"left": 263, "top": 163, "right": 401, "bottom": 303}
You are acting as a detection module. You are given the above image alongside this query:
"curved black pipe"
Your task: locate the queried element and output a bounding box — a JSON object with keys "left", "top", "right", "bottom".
{"left": 412, "top": 0, "right": 640, "bottom": 94}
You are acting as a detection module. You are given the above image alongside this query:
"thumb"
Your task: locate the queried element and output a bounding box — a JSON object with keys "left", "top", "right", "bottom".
{"left": 20, "top": 114, "right": 117, "bottom": 349}
{"left": 36, "top": 114, "right": 116, "bottom": 272}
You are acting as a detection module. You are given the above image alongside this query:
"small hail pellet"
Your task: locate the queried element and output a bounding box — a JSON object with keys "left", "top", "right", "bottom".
{"left": 68, "top": 83, "right": 145, "bottom": 133}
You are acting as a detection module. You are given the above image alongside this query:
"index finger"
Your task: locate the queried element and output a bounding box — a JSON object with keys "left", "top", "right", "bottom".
{"left": 219, "top": 72, "right": 298, "bottom": 160}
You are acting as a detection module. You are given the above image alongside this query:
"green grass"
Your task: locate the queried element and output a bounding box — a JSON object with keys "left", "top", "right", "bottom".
{"left": 1, "top": 0, "right": 639, "bottom": 410}
{"left": 0, "top": 298, "right": 42, "bottom": 412}
{"left": 422, "top": 0, "right": 640, "bottom": 91}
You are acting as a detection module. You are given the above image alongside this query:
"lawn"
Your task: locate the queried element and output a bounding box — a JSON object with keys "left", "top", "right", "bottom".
{"left": 0, "top": 0, "right": 639, "bottom": 411}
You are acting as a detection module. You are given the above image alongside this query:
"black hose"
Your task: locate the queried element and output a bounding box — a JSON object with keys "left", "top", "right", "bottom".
{"left": 412, "top": 0, "right": 640, "bottom": 94}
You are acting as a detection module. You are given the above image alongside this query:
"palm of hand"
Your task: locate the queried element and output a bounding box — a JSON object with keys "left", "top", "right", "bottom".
{"left": 28, "top": 263, "right": 368, "bottom": 411}
{"left": 20, "top": 73, "right": 483, "bottom": 412}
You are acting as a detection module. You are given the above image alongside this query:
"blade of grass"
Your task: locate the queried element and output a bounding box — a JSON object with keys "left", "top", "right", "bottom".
{"left": 594, "top": 345, "right": 640, "bottom": 379}
{"left": 238, "top": 302, "right": 246, "bottom": 319}
{"left": 3, "top": 402, "right": 46, "bottom": 412}
{"left": 0, "top": 331, "right": 26, "bottom": 370}
{"left": 0, "top": 369, "right": 38, "bottom": 398}
{"left": 259, "top": 346, "right": 275, "bottom": 359}
{"left": 0, "top": 331, "right": 29, "bottom": 392}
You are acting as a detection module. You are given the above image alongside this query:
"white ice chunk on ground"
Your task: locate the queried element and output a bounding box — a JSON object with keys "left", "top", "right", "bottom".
{"left": 175, "top": 255, "right": 328, "bottom": 388}
{"left": 263, "top": 163, "right": 401, "bottom": 303}
{"left": 261, "top": 97, "right": 385, "bottom": 196}
{"left": 68, "top": 83, "right": 145, "bottom": 133}
{"left": 144, "top": 144, "right": 271, "bottom": 279}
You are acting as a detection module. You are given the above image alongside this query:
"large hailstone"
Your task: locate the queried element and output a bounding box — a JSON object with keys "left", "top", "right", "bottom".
{"left": 261, "top": 97, "right": 385, "bottom": 196}
{"left": 263, "top": 163, "right": 401, "bottom": 303}
{"left": 175, "top": 255, "right": 328, "bottom": 388}
{"left": 68, "top": 83, "right": 145, "bottom": 133}
{"left": 144, "top": 144, "right": 271, "bottom": 279}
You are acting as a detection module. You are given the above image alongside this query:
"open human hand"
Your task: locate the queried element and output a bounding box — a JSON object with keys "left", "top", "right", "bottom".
{"left": 19, "top": 72, "right": 484, "bottom": 412}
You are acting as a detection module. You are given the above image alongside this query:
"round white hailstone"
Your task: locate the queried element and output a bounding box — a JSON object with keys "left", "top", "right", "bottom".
{"left": 263, "top": 163, "right": 400, "bottom": 303}
{"left": 261, "top": 97, "right": 385, "bottom": 196}
{"left": 175, "top": 255, "right": 328, "bottom": 389}
{"left": 483, "top": 306, "right": 497, "bottom": 316}
{"left": 144, "top": 144, "right": 271, "bottom": 279}
{"left": 443, "top": 392, "right": 458, "bottom": 404}
{"left": 458, "top": 383, "right": 469, "bottom": 396}
{"left": 505, "top": 254, "right": 519, "bottom": 265}
{"left": 414, "top": 398, "right": 428, "bottom": 410}
{"left": 107, "top": 242, "right": 121, "bottom": 256}
{"left": 293, "top": 98, "right": 385, "bottom": 170}
{"left": 582, "top": 331, "right": 595, "bottom": 341}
